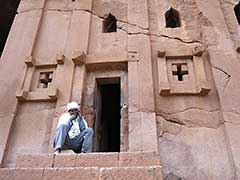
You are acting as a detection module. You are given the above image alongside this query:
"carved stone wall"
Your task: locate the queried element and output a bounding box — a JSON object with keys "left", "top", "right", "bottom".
{"left": 0, "top": 0, "right": 239, "bottom": 179}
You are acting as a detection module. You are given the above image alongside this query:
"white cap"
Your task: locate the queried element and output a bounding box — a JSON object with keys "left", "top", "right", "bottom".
{"left": 67, "top": 101, "right": 79, "bottom": 111}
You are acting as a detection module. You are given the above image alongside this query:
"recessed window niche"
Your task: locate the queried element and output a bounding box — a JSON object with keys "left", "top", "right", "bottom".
{"left": 165, "top": 8, "right": 181, "bottom": 28}
{"left": 103, "top": 13, "right": 117, "bottom": 33}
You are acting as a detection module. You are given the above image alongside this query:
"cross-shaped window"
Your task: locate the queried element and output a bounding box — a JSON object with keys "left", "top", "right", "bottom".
{"left": 172, "top": 63, "right": 188, "bottom": 81}
{"left": 39, "top": 72, "right": 53, "bottom": 88}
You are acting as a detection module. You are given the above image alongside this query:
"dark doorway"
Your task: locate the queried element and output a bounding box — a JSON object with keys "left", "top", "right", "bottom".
{"left": 0, "top": 0, "right": 21, "bottom": 57}
{"left": 93, "top": 78, "right": 121, "bottom": 152}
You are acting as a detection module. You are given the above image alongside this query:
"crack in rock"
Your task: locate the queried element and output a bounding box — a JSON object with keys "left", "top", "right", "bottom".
{"left": 157, "top": 107, "right": 223, "bottom": 129}
{"left": 159, "top": 34, "right": 203, "bottom": 44}
{"left": 0, "top": 112, "right": 16, "bottom": 119}
{"left": 158, "top": 107, "right": 221, "bottom": 115}
{"left": 223, "top": 109, "right": 240, "bottom": 115}
{"left": 158, "top": 114, "right": 185, "bottom": 126}
{"left": 212, "top": 66, "right": 231, "bottom": 92}
{"left": 18, "top": 8, "right": 203, "bottom": 45}
{"left": 224, "top": 120, "right": 240, "bottom": 125}
{"left": 118, "top": 27, "right": 203, "bottom": 44}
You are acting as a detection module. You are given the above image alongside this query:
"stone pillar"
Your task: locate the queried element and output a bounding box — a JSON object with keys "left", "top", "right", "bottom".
{"left": 0, "top": 0, "right": 47, "bottom": 166}
{"left": 196, "top": 0, "right": 240, "bottom": 178}
{"left": 68, "top": 8, "right": 92, "bottom": 104}
{"left": 48, "top": 0, "right": 93, "bottom": 151}
{"left": 127, "top": 0, "right": 158, "bottom": 152}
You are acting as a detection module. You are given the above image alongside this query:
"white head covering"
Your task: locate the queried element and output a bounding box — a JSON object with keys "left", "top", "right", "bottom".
{"left": 67, "top": 101, "right": 79, "bottom": 111}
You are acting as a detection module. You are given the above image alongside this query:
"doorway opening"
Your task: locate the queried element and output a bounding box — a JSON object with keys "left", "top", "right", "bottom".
{"left": 93, "top": 78, "right": 121, "bottom": 152}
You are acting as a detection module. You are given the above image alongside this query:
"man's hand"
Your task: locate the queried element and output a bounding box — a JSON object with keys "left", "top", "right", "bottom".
{"left": 70, "top": 114, "right": 77, "bottom": 121}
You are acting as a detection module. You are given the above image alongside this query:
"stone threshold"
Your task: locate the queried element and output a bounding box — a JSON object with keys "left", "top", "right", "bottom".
{"left": 16, "top": 151, "right": 161, "bottom": 168}
{"left": 0, "top": 166, "right": 163, "bottom": 180}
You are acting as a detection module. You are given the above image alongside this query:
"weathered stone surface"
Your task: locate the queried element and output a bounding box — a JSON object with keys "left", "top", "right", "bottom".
{"left": 224, "top": 123, "right": 240, "bottom": 178}
{"left": 157, "top": 116, "right": 182, "bottom": 136}
{"left": 0, "top": 114, "right": 15, "bottom": 166}
{"left": 18, "top": 0, "right": 46, "bottom": 12}
{"left": 92, "top": 0, "right": 127, "bottom": 21}
{"left": 119, "top": 151, "right": 160, "bottom": 167}
{"left": 159, "top": 126, "right": 234, "bottom": 179}
{"left": 43, "top": 167, "right": 99, "bottom": 180}
{"left": 157, "top": 108, "right": 222, "bottom": 128}
{"left": 128, "top": 111, "right": 158, "bottom": 152}
{"left": 0, "top": 0, "right": 240, "bottom": 179}
{"left": 0, "top": 168, "right": 10, "bottom": 180}
{"left": 5, "top": 103, "right": 55, "bottom": 166}
{"left": 16, "top": 154, "right": 54, "bottom": 168}
{"left": 99, "top": 166, "right": 162, "bottom": 180}
{"left": 11, "top": 168, "right": 44, "bottom": 180}
{"left": 75, "top": 153, "right": 119, "bottom": 167}
{"left": 164, "top": 173, "right": 184, "bottom": 180}
{"left": 54, "top": 154, "right": 77, "bottom": 167}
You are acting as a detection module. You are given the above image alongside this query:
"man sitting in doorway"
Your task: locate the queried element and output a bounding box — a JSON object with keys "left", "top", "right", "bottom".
{"left": 53, "top": 102, "right": 93, "bottom": 154}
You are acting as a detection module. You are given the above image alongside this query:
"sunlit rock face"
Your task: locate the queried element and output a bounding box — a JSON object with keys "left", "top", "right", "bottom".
{"left": 0, "top": 0, "right": 239, "bottom": 179}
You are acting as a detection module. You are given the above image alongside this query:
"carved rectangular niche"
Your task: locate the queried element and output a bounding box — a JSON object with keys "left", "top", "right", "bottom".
{"left": 157, "top": 49, "right": 211, "bottom": 96}
{"left": 16, "top": 54, "right": 64, "bottom": 101}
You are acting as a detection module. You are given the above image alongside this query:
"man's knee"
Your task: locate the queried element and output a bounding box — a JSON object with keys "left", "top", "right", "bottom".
{"left": 85, "top": 128, "right": 93, "bottom": 135}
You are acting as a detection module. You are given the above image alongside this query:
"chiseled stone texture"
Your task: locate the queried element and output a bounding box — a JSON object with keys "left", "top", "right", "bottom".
{"left": 0, "top": 166, "right": 163, "bottom": 180}
{"left": 16, "top": 152, "right": 160, "bottom": 168}
{"left": 16, "top": 154, "right": 54, "bottom": 168}
{"left": 5, "top": 103, "right": 55, "bottom": 166}
{"left": 75, "top": 153, "right": 119, "bottom": 167}
{"left": 99, "top": 166, "right": 162, "bottom": 180}
{"left": 119, "top": 151, "right": 160, "bottom": 167}
{"left": 11, "top": 168, "right": 44, "bottom": 180}
{"left": 224, "top": 123, "right": 240, "bottom": 178}
{"left": 159, "top": 126, "right": 234, "bottom": 180}
{"left": 54, "top": 154, "right": 77, "bottom": 167}
{"left": 0, "top": 168, "right": 10, "bottom": 180}
{"left": 0, "top": 0, "right": 240, "bottom": 179}
{"left": 43, "top": 167, "right": 99, "bottom": 180}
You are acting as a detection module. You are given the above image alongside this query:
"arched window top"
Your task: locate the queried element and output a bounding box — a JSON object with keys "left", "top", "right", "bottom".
{"left": 165, "top": 7, "right": 181, "bottom": 28}
{"left": 234, "top": 2, "right": 240, "bottom": 24}
{"left": 103, "top": 13, "right": 117, "bottom": 33}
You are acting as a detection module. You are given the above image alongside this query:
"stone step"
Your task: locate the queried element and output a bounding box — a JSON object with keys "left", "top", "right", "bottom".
{"left": 16, "top": 151, "right": 160, "bottom": 168}
{"left": 0, "top": 166, "right": 162, "bottom": 180}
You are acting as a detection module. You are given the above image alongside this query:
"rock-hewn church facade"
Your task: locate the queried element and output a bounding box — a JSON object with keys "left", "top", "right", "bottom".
{"left": 0, "top": 0, "right": 240, "bottom": 179}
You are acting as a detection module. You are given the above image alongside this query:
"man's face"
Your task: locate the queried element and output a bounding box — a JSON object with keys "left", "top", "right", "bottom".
{"left": 69, "top": 108, "right": 79, "bottom": 116}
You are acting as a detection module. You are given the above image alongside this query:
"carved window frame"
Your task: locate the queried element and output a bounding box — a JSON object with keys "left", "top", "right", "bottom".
{"left": 157, "top": 48, "right": 211, "bottom": 96}
{"left": 16, "top": 54, "right": 65, "bottom": 101}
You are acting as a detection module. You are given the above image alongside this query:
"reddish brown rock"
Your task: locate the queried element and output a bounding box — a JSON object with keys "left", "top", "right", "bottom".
{"left": 99, "top": 166, "right": 162, "bottom": 180}
{"left": 43, "top": 167, "right": 99, "bottom": 180}
{"left": 53, "top": 154, "right": 77, "bottom": 167}
{"left": 0, "top": 168, "right": 10, "bottom": 180}
{"left": 0, "top": 0, "right": 239, "bottom": 179}
{"left": 119, "top": 151, "right": 160, "bottom": 167}
{"left": 75, "top": 153, "right": 119, "bottom": 167}
{"left": 16, "top": 154, "right": 54, "bottom": 168}
{"left": 11, "top": 168, "right": 44, "bottom": 180}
